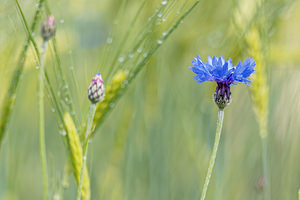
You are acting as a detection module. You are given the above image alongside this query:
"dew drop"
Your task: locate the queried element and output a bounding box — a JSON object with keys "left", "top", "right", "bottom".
{"left": 161, "top": 1, "right": 167, "bottom": 5}
{"left": 157, "top": 40, "right": 163, "bottom": 44}
{"left": 143, "top": 53, "right": 148, "bottom": 57}
{"left": 60, "top": 19, "right": 65, "bottom": 24}
{"left": 121, "top": 80, "right": 128, "bottom": 88}
{"left": 33, "top": 58, "right": 37, "bottom": 63}
{"left": 53, "top": 193, "right": 60, "bottom": 200}
{"left": 157, "top": 13, "right": 162, "bottom": 18}
{"left": 36, "top": 65, "right": 39, "bottom": 69}
{"left": 60, "top": 130, "right": 67, "bottom": 136}
{"left": 137, "top": 48, "right": 142, "bottom": 53}
{"left": 128, "top": 53, "right": 134, "bottom": 58}
{"left": 162, "top": 18, "right": 166, "bottom": 22}
{"left": 162, "top": 32, "right": 167, "bottom": 36}
{"left": 35, "top": 3, "right": 39, "bottom": 8}
{"left": 106, "top": 37, "right": 113, "bottom": 44}
{"left": 51, "top": 108, "right": 55, "bottom": 113}
{"left": 118, "top": 56, "right": 125, "bottom": 62}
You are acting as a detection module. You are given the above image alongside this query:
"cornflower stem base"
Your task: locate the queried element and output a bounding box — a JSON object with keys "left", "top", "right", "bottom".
{"left": 76, "top": 103, "right": 97, "bottom": 200}
{"left": 200, "top": 109, "right": 224, "bottom": 200}
{"left": 261, "top": 136, "right": 270, "bottom": 200}
{"left": 39, "top": 40, "right": 49, "bottom": 200}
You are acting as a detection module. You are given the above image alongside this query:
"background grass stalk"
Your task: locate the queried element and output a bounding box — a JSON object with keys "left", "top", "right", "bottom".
{"left": 200, "top": 109, "right": 224, "bottom": 200}
{"left": 38, "top": 40, "right": 49, "bottom": 200}
{"left": 77, "top": 103, "right": 97, "bottom": 200}
{"left": 0, "top": 0, "right": 44, "bottom": 149}
{"left": 261, "top": 137, "right": 270, "bottom": 200}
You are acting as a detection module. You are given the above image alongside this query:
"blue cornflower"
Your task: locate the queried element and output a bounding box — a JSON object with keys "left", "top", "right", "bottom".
{"left": 189, "top": 56, "right": 256, "bottom": 109}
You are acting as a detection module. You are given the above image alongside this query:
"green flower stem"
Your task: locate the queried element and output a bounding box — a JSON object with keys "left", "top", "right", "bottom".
{"left": 200, "top": 109, "right": 224, "bottom": 200}
{"left": 39, "top": 40, "right": 49, "bottom": 200}
{"left": 76, "top": 103, "right": 97, "bottom": 200}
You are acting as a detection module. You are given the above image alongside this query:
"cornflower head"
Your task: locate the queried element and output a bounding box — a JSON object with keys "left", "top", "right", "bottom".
{"left": 41, "top": 16, "right": 56, "bottom": 41}
{"left": 88, "top": 73, "right": 105, "bottom": 104}
{"left": 189, "top": 56, "right": 256, "bottom": 109}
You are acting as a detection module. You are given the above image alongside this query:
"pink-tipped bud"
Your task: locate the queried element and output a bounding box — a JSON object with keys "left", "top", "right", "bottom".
{"left": 41, "top": 16, "right": 56, "bottom": 41}
{"left": 87, "top": 73, "right": 105, "bottom": 103}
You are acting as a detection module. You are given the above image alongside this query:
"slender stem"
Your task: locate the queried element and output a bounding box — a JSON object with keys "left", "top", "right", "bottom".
{"left": 39, "top": 41, "right": 49, "bottom": 200}
{"left": 261, "top": 137, "right": 270, "bottom": 200}
{"left": 200, "top": 109, "right": 224, "bottom": 200}
{"left": 76, "top": 103, "right": 97, "bottom": 200}
{"left": 298, "top": 189, "right": 300, "bottom": 200}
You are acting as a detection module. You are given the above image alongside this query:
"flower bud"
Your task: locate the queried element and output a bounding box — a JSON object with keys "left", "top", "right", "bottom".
{"left": 213, "top": 82, "right": 231, "bottom": 109}
{"left": 41, "top": 16, "right": 56, "bottom": 41}
{"left": 88, "top": 73, "right": 105, "bottom": 103}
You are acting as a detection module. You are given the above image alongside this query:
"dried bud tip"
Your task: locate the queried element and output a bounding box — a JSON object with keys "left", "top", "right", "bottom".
{"left": 213, "top": 82, "right": 232, "bottom": 109}
{"left": 88, "top": 73, "right": 105, "bottom": 103}
{"left": 41, "top": 16, "right": 56, "bottom": 41}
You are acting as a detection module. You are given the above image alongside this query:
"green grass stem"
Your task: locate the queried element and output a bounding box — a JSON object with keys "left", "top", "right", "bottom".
{"left": 200, "top": 109, "right": 224, "bottom": 200}
{"left": 44, "top": 1, "right": 80, "bottom": 128}
{"left": 94, "top": 0, "right": 200, "bottom": 131}
{"left": 76, "top": 103, "right": 97, "bottom": 200}
{"left": 261, "top": 137, "right": 270, "bottom": 200}
{"left": 38, "top": 40, "right": 49, "bottom": 200}
{"left": 0, "top": 0, "right": 44, "bottom": 149}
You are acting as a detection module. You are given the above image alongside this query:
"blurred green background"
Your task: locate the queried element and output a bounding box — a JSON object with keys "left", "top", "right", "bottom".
{"left": 0, "top": 0, "right": 300, "bottom": 199}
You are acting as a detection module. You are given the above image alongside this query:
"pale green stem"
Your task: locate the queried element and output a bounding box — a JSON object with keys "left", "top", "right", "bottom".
{"left": 39, "top": 40, "right": 49, "bottom": 200}
{"left": 261, "top": 137, "right": 270, "bottom": 200}
{"left": 200, "top": 109, "right": 224, "bottom": 200}
{"left": 298, "top": 189, "right": 300, "bottom": 200}
{"left": 76, "top": 103, "right": 97, "bottom": 200}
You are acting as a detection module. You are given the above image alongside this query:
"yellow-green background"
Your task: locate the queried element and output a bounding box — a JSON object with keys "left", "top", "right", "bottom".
{"left": 0, "top": 0, "right": 300, "bottom": 199}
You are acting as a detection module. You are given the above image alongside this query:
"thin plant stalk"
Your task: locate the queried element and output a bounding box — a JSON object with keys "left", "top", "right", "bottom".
{"left": 39, "top": 40, "right": 49, "bottom": 200}
{"left": 200, "top": 109, "right": 224, "bottom": 200}
{"left": 261, "top": 137, "right": 270, "bottom": 200}
{"left": 0, "top": 0, "right": 44, "bottom": 148}
{"left": 76, "top": 103, "right": 97, "bottom": 200}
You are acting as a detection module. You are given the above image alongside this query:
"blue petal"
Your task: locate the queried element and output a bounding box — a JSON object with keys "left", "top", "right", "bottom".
{"left": 212, "top": 56, "right": 218, "bottom": 67}
{"left": 189, "top": 66, "right": 202, "bottom": 74}
{"left": 207, "top": 56, "right": 212, "bottom": 65}
{"left": 189, "top": 55, "right": 256, "bottom": 86}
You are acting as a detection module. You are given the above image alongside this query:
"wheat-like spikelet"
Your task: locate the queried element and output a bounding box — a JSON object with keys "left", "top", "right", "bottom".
{"left": 93, "top": 70, "right": 128, "bottom": 128}
{"left": 245, "top": 27, "right": 269, "bottom": 138}
{"left": 64, "top": 113, "right": 90, "bottom": 200}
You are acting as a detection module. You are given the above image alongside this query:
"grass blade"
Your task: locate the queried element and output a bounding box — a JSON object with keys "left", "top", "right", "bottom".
{"left": 93, "top": 0, "right": 201, "bottom": 131}
{"left": 0, "top": 0, "right": 45, "bottom": 149}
